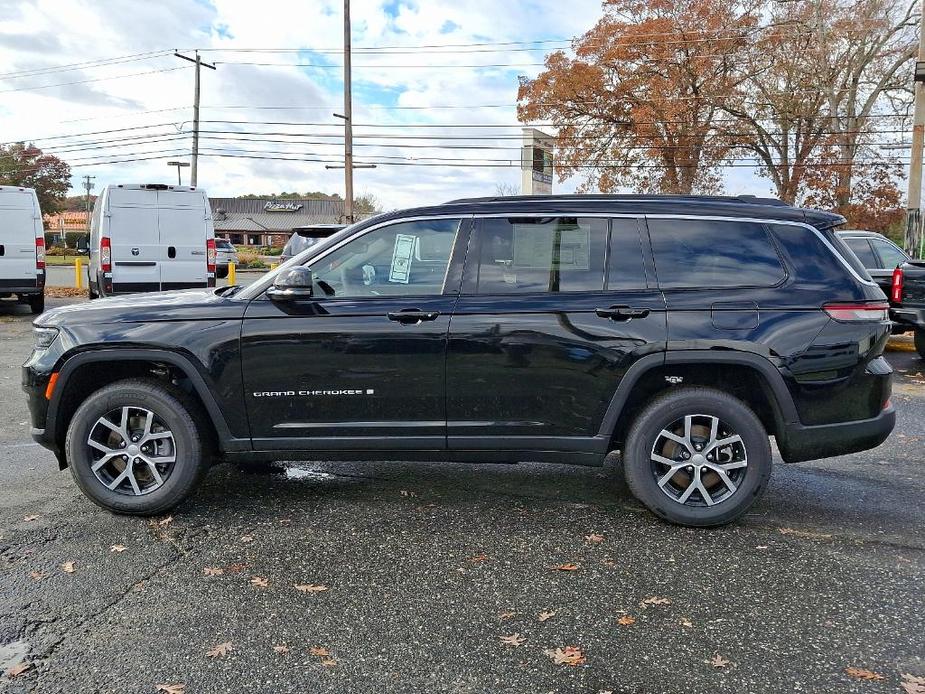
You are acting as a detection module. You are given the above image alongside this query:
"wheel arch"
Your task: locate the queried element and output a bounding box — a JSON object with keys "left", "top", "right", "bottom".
{"left": 48, "top": 349, "right": 239, "bottom": 465}
{"left": 600, "top": 351, "right": 799, "bottom": 451}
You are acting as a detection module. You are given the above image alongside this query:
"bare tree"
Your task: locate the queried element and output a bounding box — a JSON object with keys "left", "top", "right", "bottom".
{"left": 495, "top": 182, "right": 520, "bottom": 196}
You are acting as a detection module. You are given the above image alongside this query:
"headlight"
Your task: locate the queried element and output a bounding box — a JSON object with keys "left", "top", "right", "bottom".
{"left": 33, "top": 326, "right": 59, "bottom": 352}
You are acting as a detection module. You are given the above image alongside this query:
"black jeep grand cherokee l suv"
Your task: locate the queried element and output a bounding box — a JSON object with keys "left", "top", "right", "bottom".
{"left": 23, "top": 195, "right": 894, "bottom": 527}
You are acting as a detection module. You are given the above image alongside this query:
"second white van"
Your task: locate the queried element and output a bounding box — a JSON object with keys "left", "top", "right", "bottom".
{"left": 0, "top": 185, "right": 45, "bottom": 314}
{"left": 88, "top": 184, "right": 215, "bottom": 297}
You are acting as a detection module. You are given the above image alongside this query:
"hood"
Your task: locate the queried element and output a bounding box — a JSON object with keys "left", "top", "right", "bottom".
{"left": 37, "top": 288, "right": 247, "bottom": 327}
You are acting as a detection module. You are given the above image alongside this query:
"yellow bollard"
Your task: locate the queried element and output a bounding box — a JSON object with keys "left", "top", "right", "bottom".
{"left": 270, "top": 262, "right": 278, "bottom": 270}
{"left": 75, "top": 257, "right": 83, "bottom": 290}
{"left": 227, "top": 262, "right": 236, "bottom": 285}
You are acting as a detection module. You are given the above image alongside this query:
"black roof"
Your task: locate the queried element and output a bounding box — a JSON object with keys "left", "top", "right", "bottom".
{"left": 360, "top": 194, "right": 845, "bottom": 231}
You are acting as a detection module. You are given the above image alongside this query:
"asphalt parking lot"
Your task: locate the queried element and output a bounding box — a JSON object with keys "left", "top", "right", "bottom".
{"left": 1, "top": 297, "right": 923, "bottom": 694}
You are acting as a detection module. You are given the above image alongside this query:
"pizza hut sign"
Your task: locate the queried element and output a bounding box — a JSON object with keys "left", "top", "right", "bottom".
{"left": 264, "top": 202, "right": 304, "bottom": 212}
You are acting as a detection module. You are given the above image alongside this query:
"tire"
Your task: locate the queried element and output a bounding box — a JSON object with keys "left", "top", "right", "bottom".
{"left": 28, "top": 294, "right": 44, "bottom": 314}
{"left": 64, "top": 378, "right": 210, "bottom": 515}
{"left": 216, "top": 266, "right": 228, "bottom": 279}
{"left": 915, "top": 327, "right": 925, "bottom": 359}
{"left": 623, "top": 387, "right": 772, "bottom": 527}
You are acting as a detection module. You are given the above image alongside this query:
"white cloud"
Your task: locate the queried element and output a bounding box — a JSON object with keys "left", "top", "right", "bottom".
{"left": 0, "top": 0, "right": 771, "bottom": 209}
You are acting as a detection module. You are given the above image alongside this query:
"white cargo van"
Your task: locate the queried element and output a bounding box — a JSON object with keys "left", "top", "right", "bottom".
{"left": 0, "top": 185, "right": 45, "bottom": 314}
{"left": 88, "top": 184, "right": 215, "bottom": 297}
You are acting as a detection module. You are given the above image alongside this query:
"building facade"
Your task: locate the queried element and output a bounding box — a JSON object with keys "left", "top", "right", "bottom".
{"left": 210, "top": 197, "right": 347, "bottom": 246}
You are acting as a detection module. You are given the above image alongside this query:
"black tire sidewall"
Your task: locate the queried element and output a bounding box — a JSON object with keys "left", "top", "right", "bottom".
{"left": 624, "top": 389, "right": 772, "bottom": 527}
{"left": 915, "top": 327, "right": 925, "bottom": 359}
{"left": 66, "top": 381, "right": 204, "bottom": 515}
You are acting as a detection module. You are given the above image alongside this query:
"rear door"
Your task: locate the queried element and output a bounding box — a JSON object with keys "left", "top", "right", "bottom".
{"left": 108, "top": 189, "right": 160, "bottom": 293}
{"left": 445, "top": 215, "right": 666, "bottom": 453}
{"left": 157, "top": 190, "right": 209, "bottom": 290}
{"left": 0, "top": 190, "right": 37, "bottom": 286}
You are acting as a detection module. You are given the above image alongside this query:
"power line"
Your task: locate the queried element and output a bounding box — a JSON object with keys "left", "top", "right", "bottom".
{"left": 0, "top": 65, "right": 192, "bottom": 95}
{"left": 0, "top": 49, "right": 173, "bottom": 80}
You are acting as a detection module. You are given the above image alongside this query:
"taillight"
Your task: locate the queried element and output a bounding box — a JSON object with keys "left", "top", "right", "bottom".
{"left": 206, "top": 238, "right": 216, "bottom": 273}
{"left": 823, "top": 302, "right": 889, "bottom": 322}
{"left": 35, "top": 237, "right": 45, "bottom": 270}
{"left": 101, "top": 237, "right": 112, "bottom": 273}
{"left": 891, "top": 267, "right": 903, "bottom": 303}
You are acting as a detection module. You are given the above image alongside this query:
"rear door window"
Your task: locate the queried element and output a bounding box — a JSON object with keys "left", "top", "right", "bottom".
{"left": 870, "top": 239, "right": 908, "bottom": 269}
{"left": 842, "top": 238, "right": 878, "bottom": 268}
{"left": 647, "top": 218, "right": 786, "bottom": 289}
{"left": 473, "top": 217, "right": 607, "bottom": 294}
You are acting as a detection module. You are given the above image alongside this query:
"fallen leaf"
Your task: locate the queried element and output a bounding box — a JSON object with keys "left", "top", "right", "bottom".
{"left": 469, "top": 553, "right": 489, "bottom": 563}
{"left": 22, "top": 515, "right": 39, "bottom": 522}
{"left": 845, "top": 667, "right": 885, "bottom": 681}
{"left": 279, "top": 518, "right": 292, "bottom": 525}
{"left": 778, "top": 527, "right": 832, "bottom": 540}
{"left": 538, "top": 611, "right": 556, "bottom": 622}
{"left": 399, "top": 489, "right": 417, "bottom": 497}
{"left": 679, "top": 617, "right": 693, "bottom": 628}
{"left": 710, "top": 654, "right": 731, "bottom": 669}
{"left": 6, "top": 662, "right": 31, "bottom": 678}
{"left": 617, "top": 615, "right": 636, "bottom": 626}
{"left": 240, "top": 534, "right": 255, "bottom": 543}
{"left": 309, "top": 646, "right": 331, "bottom": 657}
{"left": 755, "top": 545, "right": 769, "bottom": 550}
{"left": 321, "top": 658, "right": 337, "bottom": 667}
{"left": 225, "top": 562, "right": 248, "bottom": 573}
{"left": 499, "top": 634, "right": 526, "bottom": 647}
{"left": 273, "top": 645, "right": 290, "bottom": 655}
{"left": 585, "top": 533, "right": 605, "bottom": 543}
{"left": 601, "top": 558, "right": 616, "bottom": 567}
{"left": 206, "top": 641, "right": 233, "bottom": 658}
{"left": 901, "top": 673, "right": 925, "bottom": 694}
{"left": 132, "top": 582, "right": 145, "bottom": 592}
{"left": 110, "top": 544, "right": 127, "bottom": 553}
{"left": 29, "top": 570, "right": 45, "bottom": 581}
{"left": 203, "top": 567, "right": 224, "bottom": 576}
{"left": 250, "top": 576, "right": 269, "bottom": 588}
{"left": 155, "top": 685, "right": 185, "bottom": 694}
{"left": 498, "top": 611, "right": 516, "bottom": 621}
{"left": 552, "top": 562, "right": 580, "bottom": 571}
{"left": 60, "top": 561, "right": 76, "bottom": 574}
{"left": 544, "top": 646, "right": 586, "bottom": 666}
{"left": 295, "top": 584, "right": 328, "bottom": 593}
{"left": 641, "top": 596, "right": 670, "bottom": 606}
{"left": 156, "top": 516, "right": 173, "bottom": 528}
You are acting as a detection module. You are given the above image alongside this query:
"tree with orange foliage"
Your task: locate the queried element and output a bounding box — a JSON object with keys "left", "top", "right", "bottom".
{"left": 517, "top": 0, "right": 758, "bottom": 195}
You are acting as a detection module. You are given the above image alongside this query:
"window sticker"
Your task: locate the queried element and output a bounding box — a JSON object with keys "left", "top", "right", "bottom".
{"left": 389, "top": 233, "right": 416, "bottom": 283}
{"left": 512, "top": 224, "right": 590, "bottom": 270}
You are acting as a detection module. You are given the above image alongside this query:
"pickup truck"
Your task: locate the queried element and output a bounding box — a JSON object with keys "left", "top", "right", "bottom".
{"left": 837, "top": 230, "right": 925, "bottom": 357}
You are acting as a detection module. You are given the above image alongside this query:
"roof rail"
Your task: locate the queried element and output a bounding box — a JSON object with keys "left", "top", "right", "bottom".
{"left": 443, "top": 193, "right": 789, "bottom": 207}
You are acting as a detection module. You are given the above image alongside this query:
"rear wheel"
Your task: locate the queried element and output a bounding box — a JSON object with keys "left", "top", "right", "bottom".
{"left": 915, "top": 327, "right": 925, "bottom": 359}
{"left": 65, "top": 378, "right": 210, "bottom": 515}
{"left": 623, "top": 387, "right": 772, "bottom": 527}
{"left": 216, "top": 266, "right": 228, "bottom": 279}
{"left": 28, "top": 294, "right": 44, "bottom": 314}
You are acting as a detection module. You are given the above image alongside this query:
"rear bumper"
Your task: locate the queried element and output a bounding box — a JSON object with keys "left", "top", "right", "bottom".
{"left": 890, "top": 307, "right": 925, "bottom": 330}
{"left": 777, "top": 403, "right": 895, "bottom": 463}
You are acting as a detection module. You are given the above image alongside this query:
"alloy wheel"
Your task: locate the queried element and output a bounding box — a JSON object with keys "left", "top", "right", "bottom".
{"left": 649, "top": 413, "right": 748, "bottom": 507}
{"left": 86, "top": 406, "right": 177, "bottom": 495}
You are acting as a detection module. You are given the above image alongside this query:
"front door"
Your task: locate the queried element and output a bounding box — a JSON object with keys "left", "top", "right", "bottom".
{"left": 241, "top": 217, "right": 468, "bottom": 450}
{"left": 446, "top": 216, "right": 667, "bottom": 452}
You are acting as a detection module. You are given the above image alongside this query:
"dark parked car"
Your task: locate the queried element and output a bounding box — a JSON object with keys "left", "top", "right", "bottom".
{"left": 837, "top": 230, "right": 925, "bottom": 357}
{"left": 24, "top": 195, "right": 894, "bottom": 527}
{"left": 279, "top": 224, "right": 346, "bottom": 264}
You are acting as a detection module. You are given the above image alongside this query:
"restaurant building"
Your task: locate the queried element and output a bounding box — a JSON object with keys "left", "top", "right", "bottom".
{"left": 210, "top": 197, "right": 347, "bottom": 247}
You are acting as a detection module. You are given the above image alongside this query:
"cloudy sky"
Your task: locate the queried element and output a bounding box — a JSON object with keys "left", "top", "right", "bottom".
{"left": 0, "top": 0, "right": 771, "bottom": 208}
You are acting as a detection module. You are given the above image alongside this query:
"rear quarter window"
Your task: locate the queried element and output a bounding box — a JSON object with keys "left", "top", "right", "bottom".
{"left": 648, "top": 218, "right": 786, "bottom": 289}
{"left": 771, "top": 224, "right": 869, "bottom": 284}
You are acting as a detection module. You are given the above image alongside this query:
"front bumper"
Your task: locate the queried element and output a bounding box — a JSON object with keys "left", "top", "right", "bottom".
{"left": 777, "top": 402, "right": 896, "bottom": 463}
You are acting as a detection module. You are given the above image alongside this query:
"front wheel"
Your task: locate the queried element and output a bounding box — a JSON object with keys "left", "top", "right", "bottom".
{"left": 623, "top": 387, "right": 772, "bottom": 527}
{"left": 65, "top": 378, "right": 210, "bottom": 515}
{"left": 915, "top": 327, "right": 925, "bottom": 359}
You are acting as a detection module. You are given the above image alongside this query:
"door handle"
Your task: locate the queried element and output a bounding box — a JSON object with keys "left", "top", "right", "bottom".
{"left": 595, "top": 305, "right": 650, "bottom": 321}
{"left": 387, "top": 309, "right": 440, "bottom": 324}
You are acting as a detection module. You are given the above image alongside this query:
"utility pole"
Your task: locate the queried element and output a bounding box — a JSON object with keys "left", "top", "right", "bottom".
{"left": 905, "top": 0, "right": 925, "bottom": 256}
{"left": 174, "top": 50, "right": 216, "bottom": 188}
{"left": 82, "top": 175, "right": 95, "bottom": 234}
{"left": 343, "top": 0, "right": 354, "bottom": 223}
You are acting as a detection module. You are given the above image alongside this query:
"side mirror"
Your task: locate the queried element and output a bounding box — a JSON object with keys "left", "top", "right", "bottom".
{"left": 75, "top": 236, "right": 89, "bottom": 255}
{"left": 267, "top": 266, "right": 314, "bottom": 301}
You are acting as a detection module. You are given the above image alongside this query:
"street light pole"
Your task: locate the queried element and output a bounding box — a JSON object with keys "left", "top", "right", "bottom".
{"left": 167, "top": 161, "right": 190, "bottom": 186}
{"left": 343, "top": 0, "right": 354, "bottom": 224}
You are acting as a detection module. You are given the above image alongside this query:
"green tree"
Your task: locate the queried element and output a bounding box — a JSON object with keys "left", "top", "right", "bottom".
{"left": 0, "top": 143, "right": 71, "bottom": 214}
